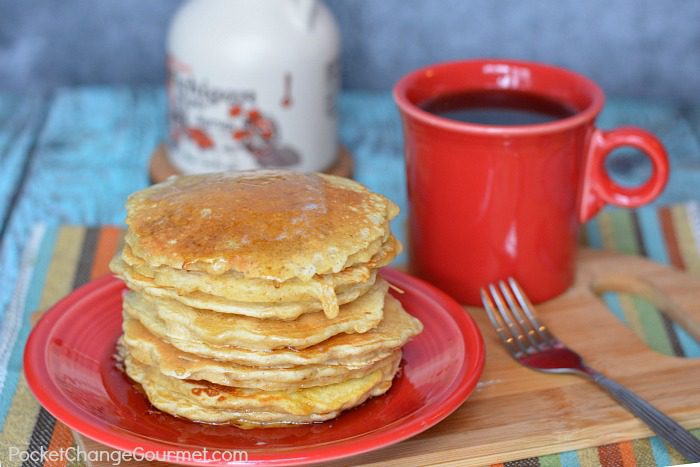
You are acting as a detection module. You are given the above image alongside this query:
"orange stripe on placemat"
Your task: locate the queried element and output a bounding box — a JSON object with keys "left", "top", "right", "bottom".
{"left": 618, "top": 440, "right": 637, "bottom": 467}
{"left": 90, "top": 226, "right": 123, "bottom": 279}
{"left": 659, "top": 206, "right": 686, "bottom": 270}
{"left": 598, "top": 443, "right": 623, "bottom": 466}
{"left": 44, "top": 421, "right": 72, "bottom": 467}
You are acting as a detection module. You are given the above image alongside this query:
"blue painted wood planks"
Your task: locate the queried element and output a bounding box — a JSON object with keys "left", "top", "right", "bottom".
{"left": 0, "top": 94, "right": 47, "bottom": 236}
{"left": 0, "top": 87, "right": 165, "bottom": 322}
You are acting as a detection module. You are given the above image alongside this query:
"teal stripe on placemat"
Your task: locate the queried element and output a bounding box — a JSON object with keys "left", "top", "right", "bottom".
{"left": 583, "top": 216, "right": 604, "bottom": 249}
{"left": 0, "top": 224, "right": 55, "bottom": 425}
{"left": 677, "top": 322, "right": 700, "bottom": 357}
{"left": 649, "top": 436, "right": 673, "bottom": 466}
{"left": 601, "top": 293, "right": 626, "bottom": 323}
{"left": 558, "top": 451, "right": 581, "bottom": 467}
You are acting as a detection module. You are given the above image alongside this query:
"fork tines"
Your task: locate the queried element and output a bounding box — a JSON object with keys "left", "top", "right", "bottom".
{"left": 480, "top": 278, "right": 557, "bottom": 359}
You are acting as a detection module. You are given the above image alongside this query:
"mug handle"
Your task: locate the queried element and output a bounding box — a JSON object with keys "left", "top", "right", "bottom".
{"left": 579, "top": 127, "right": 669, "bottom": 223}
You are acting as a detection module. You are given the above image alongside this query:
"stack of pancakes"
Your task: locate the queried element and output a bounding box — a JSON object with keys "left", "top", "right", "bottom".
{"left": 110, "top": 170, "right": 423, "bottom": 427}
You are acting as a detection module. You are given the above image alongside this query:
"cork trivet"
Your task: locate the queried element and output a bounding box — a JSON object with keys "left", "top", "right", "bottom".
{"left": 149, "top": 144, "right": 354, "bottom": 183}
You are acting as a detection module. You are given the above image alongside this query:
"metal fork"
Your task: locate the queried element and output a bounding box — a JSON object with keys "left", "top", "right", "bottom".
{"left": 481, "top": 278, "right": 700, "bottom": 462}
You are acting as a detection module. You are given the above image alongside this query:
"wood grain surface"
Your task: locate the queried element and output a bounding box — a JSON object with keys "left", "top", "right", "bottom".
{"left": 76, "top": 249, "right": 700, "bottom": 466}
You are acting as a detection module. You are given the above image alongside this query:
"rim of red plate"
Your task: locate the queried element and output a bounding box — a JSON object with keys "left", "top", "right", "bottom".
{"left": 393, "top": 58, "right": 605, "bottom": 136}
{"left": 24, "top": 271, "right": 485, "bottom": 466}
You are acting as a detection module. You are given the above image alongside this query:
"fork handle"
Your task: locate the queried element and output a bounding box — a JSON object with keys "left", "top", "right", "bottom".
{"left": 588, "top": 369, "right": 700, "bottom": 461}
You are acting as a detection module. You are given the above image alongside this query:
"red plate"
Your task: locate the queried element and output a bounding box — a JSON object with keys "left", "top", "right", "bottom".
{"left": 24, "top": 269, "right": 484, "bottom": 466}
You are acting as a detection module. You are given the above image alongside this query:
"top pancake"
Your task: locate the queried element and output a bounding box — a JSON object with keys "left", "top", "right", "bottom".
{"left": 125, "top": 171, "right": 399, "bottom": 281}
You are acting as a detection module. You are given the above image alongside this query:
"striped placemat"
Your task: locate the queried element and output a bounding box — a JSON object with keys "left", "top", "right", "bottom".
{"left": 2, "top": 203, "right": 700, "bottom": 467}
{"left": 0, "top": 226, "right": 123, "bottom": 467}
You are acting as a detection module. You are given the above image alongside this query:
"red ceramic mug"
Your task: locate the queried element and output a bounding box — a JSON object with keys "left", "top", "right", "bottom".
{"left": 393, "top": 59, "right": 669, "bottom": 305}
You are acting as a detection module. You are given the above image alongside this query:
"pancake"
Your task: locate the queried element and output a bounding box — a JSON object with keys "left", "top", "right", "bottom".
{"left": 111, "top": 233, "right": 400, "bottom": 320}
{"left": 119, "top": 235, "right": 398, "bottom": 306}
{"left": 112, "top": 169, "right": 421, "bottom": 429}
{"left": 112, "top": 255, "right": 378, "bottom": 320}
{"left": 124, "top": 171, "right": 399, "bottom": 281}
{"left": 125, "top": 290, "right": 422, "bottom": 367}
{"left": 123, "top": 279, "right": 388, "bottom": 352}
{"left": 123, "top": 353, "right": 399, "bottom": 427}
{"left": 121, "top": 319, "right": 400, "bottom": 390}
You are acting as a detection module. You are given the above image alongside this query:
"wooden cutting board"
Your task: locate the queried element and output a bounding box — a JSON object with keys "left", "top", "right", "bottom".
{"left": 75, "top": 249, "right": 700, "bottom": 466}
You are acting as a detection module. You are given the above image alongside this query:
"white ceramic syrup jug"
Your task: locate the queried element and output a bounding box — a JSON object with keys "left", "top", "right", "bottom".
{"left": 166, "top": 0, "right": 340, "bottom": 174}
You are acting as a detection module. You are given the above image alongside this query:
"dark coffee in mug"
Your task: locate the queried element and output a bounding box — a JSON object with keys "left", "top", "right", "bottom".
{"left": 420, "top": 89, "right": 577, "bottom": 126}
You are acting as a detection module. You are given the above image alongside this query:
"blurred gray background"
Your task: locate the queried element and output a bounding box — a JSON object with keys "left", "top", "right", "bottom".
{"left": 1, "top": 0, "right": 699, "bottom": 102}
